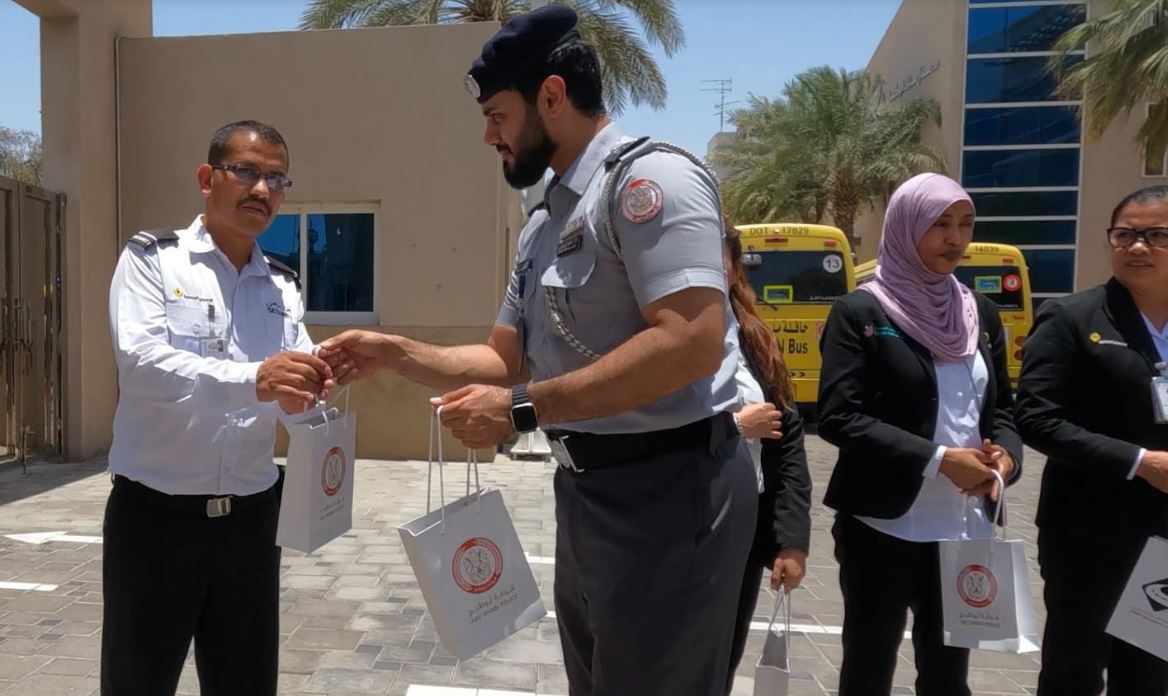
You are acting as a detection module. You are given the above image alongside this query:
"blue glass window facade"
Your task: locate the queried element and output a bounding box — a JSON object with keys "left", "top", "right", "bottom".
{"left": 962, "top": 2, "right": 1085, "bottom": 298}
{"left": 963, "top": 106, "right": 1080, "bottom": 146}
{"left": 967, "top": 4, "right": 1087, "bottom": 54}
{"left": 969, "top": 190, "right": 1078, "bottom": 217}
{"left": 963, "top": 149, "right": 1079, "bottom": 188}
{"left": 965, "top": 55, "right": 1081, "bottom": 104}
{"left": 974, "top": 220, "right": 1077, "bottom": 246}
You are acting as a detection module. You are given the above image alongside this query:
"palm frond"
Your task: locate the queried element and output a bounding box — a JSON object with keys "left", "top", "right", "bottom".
{"left": 1051, "top": 0, "right": 1168, "bottom": 150}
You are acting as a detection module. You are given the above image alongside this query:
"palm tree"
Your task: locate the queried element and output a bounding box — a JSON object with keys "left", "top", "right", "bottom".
{"left": 299, "top": 0, "right": 683, "bottom": 114}
{"left": 712, "top": 67, "right": 945, "bottom": 248}
{"left": 1050, "top": 0, "right": 1168, "bottom": 158}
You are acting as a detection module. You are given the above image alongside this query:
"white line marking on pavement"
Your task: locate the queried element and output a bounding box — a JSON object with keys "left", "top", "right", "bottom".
{"left": 543, "top": 610, "right": 911, "bottom": 639}
{"left": 0, "top": 581, "right": 59, "bottom": 592}
{"left": 5, "top": 531, "right": 102, "bottom": 545}
{"left": 406, "top": 686, "right": 565, "bottom": 696}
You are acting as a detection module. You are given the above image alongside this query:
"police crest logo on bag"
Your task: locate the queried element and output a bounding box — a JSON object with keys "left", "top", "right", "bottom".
{"left": 453, "top": 537, "right": 503, "bottom": 594}
{"left": 958, "top": 564, "right": 998, "bottom": 608}
{"left": 321, "top": 446, "right": 346, "bottom": 497}
{"left": 1144, "top": 577, "right": 1168, "bottom": 612}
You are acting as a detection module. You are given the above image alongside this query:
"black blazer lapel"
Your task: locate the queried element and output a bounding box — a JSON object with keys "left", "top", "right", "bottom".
{"left": 1104, "top": 278, "right": 1161, "bottom": 373}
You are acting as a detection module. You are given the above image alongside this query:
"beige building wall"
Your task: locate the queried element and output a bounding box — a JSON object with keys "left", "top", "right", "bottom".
{"left": 118, "top": 23, "right": 515, "bottom": 460}
{"left": 853, "top": 0, "right": 965, "bottom": 260}
{"left": 15, "top": 0, "right": 153, "bottom": 461}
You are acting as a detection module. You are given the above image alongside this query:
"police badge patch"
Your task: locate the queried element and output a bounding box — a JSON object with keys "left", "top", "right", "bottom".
{"left": 620, "top": 178, "right": 664, "bottom": 224}
{"left": 464, "top": 74, "right": 481, "bottom": 99}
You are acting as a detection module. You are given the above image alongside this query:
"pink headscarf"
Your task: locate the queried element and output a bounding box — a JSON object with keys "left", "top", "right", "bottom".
{"left": 859, "top": 173, "right": 979, "bottom": 363}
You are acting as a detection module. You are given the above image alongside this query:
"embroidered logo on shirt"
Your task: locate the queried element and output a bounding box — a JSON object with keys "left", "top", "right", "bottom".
{"left": 266, "top": 302, "right": 289, "bottom": 317}
{"left": 874, "top": 326, "right": 902, "bottom": 339}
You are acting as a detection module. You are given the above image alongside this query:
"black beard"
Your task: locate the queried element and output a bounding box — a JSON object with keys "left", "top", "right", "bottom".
{"left": 502, "top": 112, "right": 556, "bottom": 189}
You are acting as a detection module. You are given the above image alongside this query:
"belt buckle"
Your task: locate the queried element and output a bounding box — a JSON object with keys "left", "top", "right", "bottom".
{"left": 206, "top": 497, "right": 232, "bottom": 518}
{"left": 550, "top": 436, "right": 584, "bottom": 473}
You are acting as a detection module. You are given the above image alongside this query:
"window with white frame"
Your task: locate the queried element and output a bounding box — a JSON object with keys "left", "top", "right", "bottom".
{"left": 258, "top": 204, "right": 377, "bottom": 324}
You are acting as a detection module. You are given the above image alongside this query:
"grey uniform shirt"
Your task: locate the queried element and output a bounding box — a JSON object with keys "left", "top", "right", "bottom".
{"left": 497, "top": 123, "right": 742, "bottom": 434}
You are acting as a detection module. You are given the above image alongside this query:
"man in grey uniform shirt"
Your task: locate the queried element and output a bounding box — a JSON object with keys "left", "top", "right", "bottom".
{"left": 320, "top": 7, "right": 755, "bottom": 695}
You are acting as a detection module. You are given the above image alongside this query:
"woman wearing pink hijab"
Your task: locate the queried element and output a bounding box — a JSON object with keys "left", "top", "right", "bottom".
{"left": 817, "top": 173, "right": 1023, "bottom": 695}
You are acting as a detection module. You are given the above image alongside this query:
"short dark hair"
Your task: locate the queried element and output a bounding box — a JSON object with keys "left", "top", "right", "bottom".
{"left": 1111, "top": 185, "right": 1168, "bottom": 227}
{"left": 207, "top": 120, "right": 289, "bottom": 166}
{"left": 511, "top": 38, "right": 606, "bottom": 118}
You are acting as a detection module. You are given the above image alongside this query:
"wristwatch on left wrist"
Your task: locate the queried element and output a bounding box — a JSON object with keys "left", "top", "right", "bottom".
{"left": 510, "top": 384, "right": 539, "bottom": 433}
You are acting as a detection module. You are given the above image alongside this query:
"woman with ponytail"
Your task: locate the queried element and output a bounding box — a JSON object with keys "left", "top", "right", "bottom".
{"left": 723, "top": 222, "right": 812, "bottom": 693}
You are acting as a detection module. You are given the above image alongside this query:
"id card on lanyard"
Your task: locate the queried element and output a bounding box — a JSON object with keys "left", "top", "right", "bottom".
{"left": 1153, "top": 363, "right": 1168, "bottom": 424}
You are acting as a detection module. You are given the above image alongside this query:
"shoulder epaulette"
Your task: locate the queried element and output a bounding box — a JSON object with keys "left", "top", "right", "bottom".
{"left": 127, "top": 228, "right": 179, "bottom": 249}
{"left": 603, "top": 135, "right": 651, "bottom": 171}
{"left": 265, "top": 256, "right": 301, "bottom": 289}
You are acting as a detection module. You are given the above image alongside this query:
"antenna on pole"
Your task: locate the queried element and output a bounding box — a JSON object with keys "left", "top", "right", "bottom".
{"left": 701, "top": 79, "right": 735, "bottom": 132}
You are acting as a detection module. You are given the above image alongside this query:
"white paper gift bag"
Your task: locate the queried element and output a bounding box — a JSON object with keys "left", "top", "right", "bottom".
{"left": 939, "top": 471, "right": 1041, "bottom": 653}
{"left": 277, "top": 389, "right": 356, "bottom": 553}
{"left": 398, "top": 409, "right": 545, "bottom": 659}
{"left": 754, "top": 590, "right": 791, "bottom": 696}
{"left": 1106, "top": 535, "right": 1168, "bottom": 663}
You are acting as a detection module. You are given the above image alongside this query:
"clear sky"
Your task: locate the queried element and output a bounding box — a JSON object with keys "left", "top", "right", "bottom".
{"left": 0, "top": 0, "right": 900, "bottom": 156}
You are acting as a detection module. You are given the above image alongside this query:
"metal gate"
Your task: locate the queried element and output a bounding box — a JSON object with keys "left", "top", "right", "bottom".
{"left": 0, "top": 175, "right": 64, "bottom": 467}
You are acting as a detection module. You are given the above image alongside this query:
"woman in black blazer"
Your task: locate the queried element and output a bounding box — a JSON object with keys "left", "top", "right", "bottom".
{"left": 818, "top": 174, "right": 1023, "bottom": 696}
{"left": 722, "top": 224, "right": 812, "bottom": 694}
{"left": 1016, "top": 185, "right": 1168, "bottom": 696}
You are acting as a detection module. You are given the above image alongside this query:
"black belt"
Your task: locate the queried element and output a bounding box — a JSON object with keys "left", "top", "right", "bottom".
{"left": 544, "top": 412, "right": 736, "bottom": 472}
{"left": 112, "top": 474, "right": 280, "bottom": 518}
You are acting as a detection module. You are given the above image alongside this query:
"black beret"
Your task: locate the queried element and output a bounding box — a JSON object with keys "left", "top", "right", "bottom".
{"left": 464, "top": 5, "right": 580, "bottom": 103}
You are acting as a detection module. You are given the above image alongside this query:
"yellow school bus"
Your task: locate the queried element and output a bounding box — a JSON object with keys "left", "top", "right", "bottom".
{"left": 854, "top": 242, "right": 1033, "bottom": 384}
{"left": 736, "top": 223, "right": 856, "bottom": 407}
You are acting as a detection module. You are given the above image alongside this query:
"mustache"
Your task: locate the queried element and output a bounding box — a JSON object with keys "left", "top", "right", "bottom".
{"left": 239, "top": 198, "right": 270, "bottom": 215}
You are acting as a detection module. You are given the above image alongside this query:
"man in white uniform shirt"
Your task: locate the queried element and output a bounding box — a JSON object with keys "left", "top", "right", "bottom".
{"left": 102, "top": 120, "right": 333, "bottom": 696}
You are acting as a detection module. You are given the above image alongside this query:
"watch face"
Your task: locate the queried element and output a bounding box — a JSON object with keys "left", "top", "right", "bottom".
{"left": 512, "top": 403, "right": 538, "bottom": 432}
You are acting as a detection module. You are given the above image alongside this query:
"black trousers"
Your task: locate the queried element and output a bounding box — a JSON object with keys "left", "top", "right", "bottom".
{"left": 1037, "top": 528, "right": 1168, "bottom": 696}
{"left": 833, "top": 514, "right": 971, "bottom": 696}
{"left": 552, "top": 435, "right": 757, "bottom": 696}
{"left": 727, "top": 542, "right": 769, "bottom": 695}
{"left": 100, "top": 475, "right": 282, "bottom": 696}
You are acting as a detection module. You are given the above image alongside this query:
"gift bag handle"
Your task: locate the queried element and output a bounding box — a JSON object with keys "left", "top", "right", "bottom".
{"left": 766, "top": 588, "right": 792, "bottom": 637}
{"left": 989, "top": 469, "right": 1007, "bottom": 542}
{"left": 321, "top": 384, "right": 352, "bottom": 437}
{"left": 427, "top": 406, "right": 447, "bottom": 531}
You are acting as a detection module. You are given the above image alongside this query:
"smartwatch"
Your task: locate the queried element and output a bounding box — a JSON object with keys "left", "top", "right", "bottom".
{"left": 510, "top": 384, "right": 539, "bottom": 433}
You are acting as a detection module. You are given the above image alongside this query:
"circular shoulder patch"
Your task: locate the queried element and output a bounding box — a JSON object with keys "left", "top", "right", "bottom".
{"left": 620, "top": 178, "right": 664, "bottom": 224}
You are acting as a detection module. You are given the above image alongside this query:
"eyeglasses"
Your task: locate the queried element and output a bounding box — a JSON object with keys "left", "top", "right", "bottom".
{"left": 211, "top": 163, "right": 293, "bottom": 193}
{"left": 1106, "top": 227, "right": 1168, "bottom": 248}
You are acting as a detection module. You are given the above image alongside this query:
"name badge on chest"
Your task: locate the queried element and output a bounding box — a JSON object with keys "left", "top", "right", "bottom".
{"left": 1154, "top": 363, "right": 1168, "bottom": 424}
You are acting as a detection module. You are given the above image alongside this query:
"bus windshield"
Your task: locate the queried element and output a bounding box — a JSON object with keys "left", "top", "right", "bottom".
{"left": 954, "top": 265, "right": 1025, "bottom": 311}
{"left": 742, "top": 250, "right": 849, "bottom": 304}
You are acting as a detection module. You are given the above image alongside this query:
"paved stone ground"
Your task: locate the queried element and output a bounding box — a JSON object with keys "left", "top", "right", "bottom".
{"left": 0, "top": 436, "right": 1049, "bottom": 695}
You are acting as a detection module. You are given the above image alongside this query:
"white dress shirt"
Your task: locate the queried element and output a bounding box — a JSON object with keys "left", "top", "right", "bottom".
{"left": 858, "top": 351, "right": 995, "bottom": 542}
{"left": 1133, "top": 313, "right": 1168, "bottom": 478}
{"left": 108, "top": 216, "right": 313, "bottom": 496}
{"left": 731, "top": 350, "right": 766, "bottom": 494}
